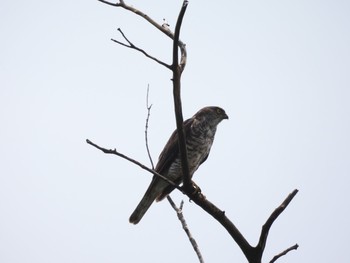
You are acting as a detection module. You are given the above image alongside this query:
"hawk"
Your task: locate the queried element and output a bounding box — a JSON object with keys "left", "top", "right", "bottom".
{"left": 129, "top": 106, "right": 228, "bottom": 224}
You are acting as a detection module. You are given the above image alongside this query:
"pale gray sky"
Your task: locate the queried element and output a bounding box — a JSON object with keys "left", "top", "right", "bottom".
{"left": 1, "top": 1, "right": 349, "bottom": 262}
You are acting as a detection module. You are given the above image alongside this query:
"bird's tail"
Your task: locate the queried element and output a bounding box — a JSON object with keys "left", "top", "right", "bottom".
{"left": 129, "top": 178, "right": 167, "bottom": 224}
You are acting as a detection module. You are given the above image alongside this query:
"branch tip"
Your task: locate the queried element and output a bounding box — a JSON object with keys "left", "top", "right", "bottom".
{"left": 270, "top": 243, "right": 299, "bottom": 263}
{"left": 167, "top": 196, "right": 205, "bottom": 263}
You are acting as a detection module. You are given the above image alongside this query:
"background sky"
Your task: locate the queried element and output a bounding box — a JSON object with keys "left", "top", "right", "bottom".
{"left": 1, "top": 0, "right": 349, "bottom": 262}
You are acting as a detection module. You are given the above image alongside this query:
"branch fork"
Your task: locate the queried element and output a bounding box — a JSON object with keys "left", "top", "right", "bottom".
{"left": 92, "top": 1, "right": 299, "bottom": 262}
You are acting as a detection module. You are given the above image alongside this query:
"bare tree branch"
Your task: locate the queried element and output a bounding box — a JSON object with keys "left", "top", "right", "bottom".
{"left": 269, "top": 244, "right": 299, "bottom": 263}
{"left": 94, "top": 1, "right": 299, "bottom": 263}
{"left": 167, "top": 196, "right": 205, "bottom": 263}
{"left": 187, "top": 191, "right": 254, "bottom": 260}
{"left": 86, "top": 139, "right": 182, "bottom": 192}
{"left": 257, "top": 189, "right": 299, "bottom": 253}
{"left": 87, "top": 135, "right": 298, "bottom": 263}
{"left": 171, "top": 0, "right": 191, "bottom": 190}
{"left": 144, "top": 85, "right": 154, "bottom": 169}
{"left": 98, "top": 0, "right": 121, "bottom": 7}
{"left": 98, "top": 0, "right": 186, "bottom": 48}
{"left": 111, "top": 28, "right": 171, "bottom": 69}
{"left": 143, "top": 88, "right": 203, "bottom": 262}
{"left": 186, "top": 189, "right": 299, "bottom": 263}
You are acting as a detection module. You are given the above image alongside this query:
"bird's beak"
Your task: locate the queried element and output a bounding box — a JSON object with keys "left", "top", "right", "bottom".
{"left": 224, "top": 113, "right": 229, "bottom": 120}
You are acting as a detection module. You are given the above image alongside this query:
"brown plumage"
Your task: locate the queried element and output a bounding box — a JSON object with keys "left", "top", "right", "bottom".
{"left": 129, "top": 106, "right": 228, "bottom": 224}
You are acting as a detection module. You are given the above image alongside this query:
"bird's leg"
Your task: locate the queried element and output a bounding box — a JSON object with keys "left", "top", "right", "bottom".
{"left": 186, "top": 180, "right": 206, "bottom": 202}
{"left": 190, "top": 180, "right": 202, "bottom": 195}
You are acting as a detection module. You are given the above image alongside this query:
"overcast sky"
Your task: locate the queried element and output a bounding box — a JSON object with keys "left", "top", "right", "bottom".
{"left": 1, "top": 0, "right": 349, "bottom": 262}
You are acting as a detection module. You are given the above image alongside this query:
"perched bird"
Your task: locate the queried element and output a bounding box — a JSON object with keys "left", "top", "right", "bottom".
{"left": 129, "top": 106, "right": 228, "bottom": 224}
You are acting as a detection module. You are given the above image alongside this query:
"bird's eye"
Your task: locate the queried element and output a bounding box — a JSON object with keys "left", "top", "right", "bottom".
{"left": 216, "top": 108, "right": 222, "bottom": 114}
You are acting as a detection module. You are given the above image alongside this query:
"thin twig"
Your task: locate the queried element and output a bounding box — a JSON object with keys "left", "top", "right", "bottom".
{"left": 86, "top": 139, "right": 181, "bottom": 192}
{"left": 269, "top": 244, "right": 299, "bottom": 263}
{"left": 98, "top": 0, "right": 120, "bottom": 7}
{"left": 167, "top": 196, "right": 205, "bottom": 263}
{"left": 257, "top": 189, "right": 299, "bottom": 252}
{"left": 112, "top": 28, "right": 171, "bottom": 69}
{"left": 144, "top": 85, "right": 154, "bottom": 169}
{"left": 143, "top": 89, "right": 203, "bottom": 263}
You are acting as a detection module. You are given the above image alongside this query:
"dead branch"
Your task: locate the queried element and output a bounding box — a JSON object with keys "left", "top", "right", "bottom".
{"left": 86, "top": 139, "right": 182, "bottom": 192}
{"left": 257, "top": 190, "right": 299, "bottom": 253}
{"left": 87, "top": 135, "right": 298, "bottom": 263}
{"left": 186, "top": 190, "right": 254, "bottom": 260}
{"left": 171, "top": 0, "right": 191, "bottom": 190}
{"left": 270, "top": 244, "right": 299, "bottom": 263}
{"left": 111, "top": 28, "right": 171, "bottom": 69}
{"left": 98, "top": 0, "right": 186, "bottom": 48}
{"left": 166, "top": 2, "right": 298, "bottom": 262}
{"left": 144, "top": 87, "right": 203, "bottom": 262}
{"left": 144, "top": 85, "right": 154, "bottom": 169}
{"left": 93, "top": 1, "right": 299, "bottom": 262}
{"left": 98, "top": 0, "right": 186, "bottom": 71}
{"left": 167, "top": 196, "right": 205, "bottom": 263}
{"left": 186, "top": 189, "right": 298, "bottom": 263}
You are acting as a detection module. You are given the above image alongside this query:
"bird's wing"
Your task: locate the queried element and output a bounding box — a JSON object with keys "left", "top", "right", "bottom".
{"left": 155, "top": 117, "right": 193, "bottom": 174}
{"left": 199, "top": 152, "right": 209, "bottom": 166}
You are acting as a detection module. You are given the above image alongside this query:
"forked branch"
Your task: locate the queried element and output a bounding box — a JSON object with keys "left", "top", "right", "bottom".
{"left": 98, "top": 0, "right": 185, "bottom": 46}
{"left": 92, "top": 1, "right": 299, "bottom": 262}
{"left": 257, "top": 190, "right": 299, "bottom": 253}
{"left": 98, "top": 0, "right": 186, "bottom": 71}
{"left": 167, "top": 197, "right": 204, "bottom": 263}
{"left": 87, "top": 136, "right": 298, "bottom": 263}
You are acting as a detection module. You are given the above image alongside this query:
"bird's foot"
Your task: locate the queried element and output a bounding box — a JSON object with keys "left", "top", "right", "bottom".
{"left": 190, "top": 181, "right": 207, "bottom": 200}
{"left": 191, "top": 181, "right": 201, "bottom": 194}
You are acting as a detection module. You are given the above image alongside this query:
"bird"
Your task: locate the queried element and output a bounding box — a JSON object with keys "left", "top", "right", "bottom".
{"left": 129, "top": 106, "right": 228, "bottom": 224}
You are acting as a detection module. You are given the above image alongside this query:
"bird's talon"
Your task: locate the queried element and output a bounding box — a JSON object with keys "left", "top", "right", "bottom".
{"left": 191, "top": 181, "right": 201, "bottom": 193}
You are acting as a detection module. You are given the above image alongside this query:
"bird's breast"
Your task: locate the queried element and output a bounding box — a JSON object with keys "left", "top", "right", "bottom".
{"left": 166, "top": 126, "right": 217, "bottom": 180}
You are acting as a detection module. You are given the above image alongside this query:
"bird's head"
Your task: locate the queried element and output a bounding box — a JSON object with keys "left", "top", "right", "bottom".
{"left": 194, "top": 106, "right": 228, "bottom": 127}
